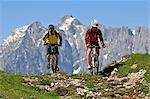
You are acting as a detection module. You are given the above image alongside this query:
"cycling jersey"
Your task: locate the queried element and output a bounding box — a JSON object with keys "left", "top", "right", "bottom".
{"left": 43, "top": 30, "right": 60, "bottom": 45}
{"left": 85, "top": 28, "right": 104, "bottom": 48}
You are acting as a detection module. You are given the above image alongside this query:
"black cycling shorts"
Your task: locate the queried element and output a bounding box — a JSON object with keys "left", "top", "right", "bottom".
{"left": 90, "top": 41, "right": 100, "bottom": 48}
{"left": 47, "top": 46, "right": 59, "bottom": 55}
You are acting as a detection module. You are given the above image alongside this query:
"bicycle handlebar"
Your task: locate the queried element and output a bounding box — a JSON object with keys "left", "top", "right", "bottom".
{"left": 91, "top": 45, "right": 99, "bottom": 48}
{"left": 48, "top": 44, "right": 62, "bottom": 47}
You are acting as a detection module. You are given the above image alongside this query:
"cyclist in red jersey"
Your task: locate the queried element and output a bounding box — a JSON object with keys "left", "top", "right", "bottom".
{"left": 85, "top": 22, "right": 105, "bottom": 70}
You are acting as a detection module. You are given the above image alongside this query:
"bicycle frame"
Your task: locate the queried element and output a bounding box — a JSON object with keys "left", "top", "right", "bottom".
{"left": 48, "top": 45, "right": 58, "bottom": 73}
{"left": 90, "top": 46, "right": 99, "bottom": 75}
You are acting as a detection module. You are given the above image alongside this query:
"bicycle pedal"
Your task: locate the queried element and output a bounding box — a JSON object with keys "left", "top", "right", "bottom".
{"left": 56, "top": 67, "right": 60, "bottom": 71}
{"left": 88, "top": 67, "right": 92, "bottom": 70}
{"left": 47, "top": 63, "right": 51, "bottom": 69}
{"left": 47, "top": 66, "right": 51, "bottom": 69}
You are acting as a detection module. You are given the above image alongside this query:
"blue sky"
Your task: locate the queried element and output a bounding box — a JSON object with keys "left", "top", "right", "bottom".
{"left": 0, "top": 0, "right": 149, "bottom": 43}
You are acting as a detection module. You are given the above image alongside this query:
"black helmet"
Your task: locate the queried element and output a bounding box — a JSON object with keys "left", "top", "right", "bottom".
{"left": 48, "top": 24, "right": 54, "bottom": 30}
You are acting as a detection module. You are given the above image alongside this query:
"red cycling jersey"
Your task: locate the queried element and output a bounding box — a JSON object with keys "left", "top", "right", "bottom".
{"left": 85, "top": 28, "right": 104, "bottom": 48}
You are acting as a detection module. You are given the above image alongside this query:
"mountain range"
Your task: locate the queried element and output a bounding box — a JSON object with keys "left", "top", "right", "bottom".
{"left": 0, "top": 15, "right": 150, "bottom": 74}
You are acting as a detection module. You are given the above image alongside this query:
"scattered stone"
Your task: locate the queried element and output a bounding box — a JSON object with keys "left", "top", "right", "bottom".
{"left": 77, "top": 87, "right": 87, "bottom": 96}
{"left": 123, "top": 95, "right": 130, "bottom": 99}
{"left": 119, "top": 77, "right": 128, "bottom": 82}
{"left": 55, "top": 87, "right": 68, "bottom": 96}
{"left": 110, "top": 68, "right": 118, "bottom": 78}
{"left": 97, "top": 92, "right": 102, "bottom": 96}
{"left": 51, "top": 72, "right": 70, "bottom": 80}
{"left": 139, "top": 78, "right": 145, "bottom": 83}
{"left": 97, "top": 82, "right": 103, "bottom": 86}
{"left": 50, "top": 82, "right": 55, "bottom": 87}
{"left": 107, "top": 68, "right": 118, "bottom": 81}
{"left": 69, "top": 79, "right": 81, "bottom": 86}
{"left": 44, "top": 85, "right": 51, "bottom": 91}
{"left": 145, "top": 96, "right": 150, "bottom": 99}
{"left": 131, "top": 64, "right": 137, "bottom": 69}
{"left": 104, "top": 88, "right": 109, "bottom": 92}
{"left": 35, "top": 85, "right": 50, "bottom": 91}
{"left": 121, "top": 56, "right": 128, "bottom": 62}
{"left": 23, "top": 77, "right": 39, "bottom": 85}
{"left": 103, "top": 77, "right": 108, "bottom": 80}
{"left": 123, "top": 69, "right": 146, "bottom": 89}
{"left": 29, "top": 96, "right": 35, "bottom": 99}
{"left": 114, "top": 94, "right": 121, "bottom": 98}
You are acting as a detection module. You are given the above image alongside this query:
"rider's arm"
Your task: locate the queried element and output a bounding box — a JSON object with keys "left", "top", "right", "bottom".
{"left": 58, "top": 34, "right": 62, "bottom": 46}
{"left": 98, "top": 29, "right": 105, "bottom": 47}
{"left": 56, "top": 31, "right": 62, "bottom": 46}
{"left": 85, "top": 29, "right": 90, "bottom": 45}
{"left": 42, "top": 31, "right": 48, "bottom": 44}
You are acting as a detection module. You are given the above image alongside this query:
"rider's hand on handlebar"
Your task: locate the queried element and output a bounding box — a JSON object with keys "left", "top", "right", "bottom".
{"left": 44, "top": 42, "right": 48, "bottom": 45}
{"left": 102, "top": 43, "right": 106, "bottom": 48}
{"left": 100, "top": 43, "right": 105, "bottom": 48}
{"left": 58, "top": 43, "right": 62, "bottom": 46}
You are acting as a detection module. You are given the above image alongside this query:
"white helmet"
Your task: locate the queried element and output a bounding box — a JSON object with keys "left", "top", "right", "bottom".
{"left": 91, "top": 19, "right": 99, "bottom": 28}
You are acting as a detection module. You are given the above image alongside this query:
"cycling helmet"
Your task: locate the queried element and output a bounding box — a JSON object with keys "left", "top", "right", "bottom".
{"left": 91, "top": 19, "right": 99, "bottom": 28}
{"left": 48, "top": 24, "right": 54, "bottom": 30}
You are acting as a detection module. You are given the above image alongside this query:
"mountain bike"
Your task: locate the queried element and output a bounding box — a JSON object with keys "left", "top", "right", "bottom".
{"left": 47, "top": 44, "right": 59, "bottom": 73}
{"left": 90, "top": 45, "right": 99, "bottom": 75}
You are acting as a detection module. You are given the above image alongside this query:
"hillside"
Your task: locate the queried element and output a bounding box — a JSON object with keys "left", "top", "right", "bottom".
{"left": 0, "top": 54, "right": 150, "bottom": 99}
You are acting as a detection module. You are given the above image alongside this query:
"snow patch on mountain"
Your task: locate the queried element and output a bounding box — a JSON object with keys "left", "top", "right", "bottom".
{"left": 132, "top": 29, "right": 136, "bottom": 35}
{"left": 104, "top": 54, "right": 108, "bottom": 59}
{"left": 2, "top": 25, "right": 29, "bottom": 46}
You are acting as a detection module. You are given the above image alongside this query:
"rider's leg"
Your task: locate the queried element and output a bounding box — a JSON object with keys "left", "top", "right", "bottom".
{"left": 96, "top": 48, "right": 99, "bottom": 56}
{"left": 47, "top": 53, "right": 51, "bottom": 68}
{"left": 87, "top": 47, "right": 92, "bottom": 69}
{"left": 55, "top": 54, "right": 58, "bottom": 66}
{"left": 55, "top": 46, "right": 59, "bottom": 67}
{"left": 55, "top": 47, "right": 59, "bottom": 71}
{"left": 55, "top": 54, "right": 60, "bottom": 71}
{"left": 95, "top": 48, "right": 99, "bottom": 70}
{"left": 47, "top": 54, "right": 50, "bottom": 63}
{"left": 47, "top": 46, "right": 51, "bottom": 67}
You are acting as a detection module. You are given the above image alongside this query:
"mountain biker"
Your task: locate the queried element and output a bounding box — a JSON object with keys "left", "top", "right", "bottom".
{"left": 85, "top": 21, "right": 105, "bottom": 70}
{"left": 42, "top": 24, "right": 62, "bottom": 71}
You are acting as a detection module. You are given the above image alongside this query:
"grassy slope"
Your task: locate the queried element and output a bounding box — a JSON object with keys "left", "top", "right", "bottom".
{"left": 0, "top": 71, "right": 59, "bottom": 99}
{"left": 117, "top": 54, "right": 150, "bottom": 96}
{"left": 117, "top": 54, "right": 150, "bottom": 81}
{"left": 0, "top": 54, "right": 150, "bottom": 98}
